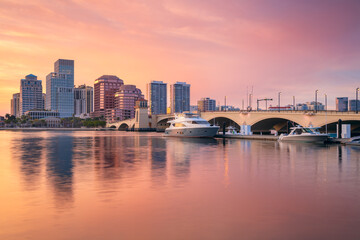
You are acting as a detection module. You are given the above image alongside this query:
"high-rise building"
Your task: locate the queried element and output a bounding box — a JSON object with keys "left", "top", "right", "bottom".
{"left": 349, "top": 99, "right": 360, "bottom": 111}
{"left": 74, "top": 85, "right": 93, "bottom": 117}
{"left": 147, "top": 81, "right": 167, "bottom": 115}
{"left": 170, "top": 82, "right": 190, "bottom": 113}
{"left": 197, "top": 97, "right": 216, "bottom": 112}
{"left": 93, "top": 75, "right": 123, "bottom": 118}
{"left": 336, "top": 97, "right": 348, "bottom": 112}
{"left": 42, "top": 93, "right": 46, "bottom": 110}
{"left": 11, "top": 93, "right": 20, "bottom": 117}
{"left": 106, "top": 85, "right": 143, "bottom": 122}
{"left": 19, "top": 74, "right": 43, "bottom": 116}
{"left": 46, "top": 59, "right": 75, "bottom": 118}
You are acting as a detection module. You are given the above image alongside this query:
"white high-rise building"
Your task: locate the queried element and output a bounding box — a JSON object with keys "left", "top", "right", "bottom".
{"left": 20, "top": 74, "right": 43, "bottom": 116}
{"left": 74, "top": 85, "right": 93, "bottom": 117}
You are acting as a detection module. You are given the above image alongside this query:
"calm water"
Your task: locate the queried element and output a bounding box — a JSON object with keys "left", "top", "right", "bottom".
{"left": 1, "top": 131, "right": 360, "bottom": 240}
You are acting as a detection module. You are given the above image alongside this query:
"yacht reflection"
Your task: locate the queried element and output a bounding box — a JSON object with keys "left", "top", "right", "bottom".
{"left": 46, "top": 136, "right": 74, "bottom": 208}
{"left": 13, "top": 137, "right": 44, "bottom": 190}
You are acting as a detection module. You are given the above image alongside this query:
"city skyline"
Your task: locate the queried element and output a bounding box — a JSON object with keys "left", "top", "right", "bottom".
{"left": 1, "top": 0, "right": 360, "bottom": 115}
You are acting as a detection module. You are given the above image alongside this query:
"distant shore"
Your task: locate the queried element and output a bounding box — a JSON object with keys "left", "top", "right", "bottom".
{"left": 0, "top": 127, "right": 114, "bottom": 131}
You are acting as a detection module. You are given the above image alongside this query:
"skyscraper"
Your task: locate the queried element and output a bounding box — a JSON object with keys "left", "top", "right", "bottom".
{"left": 74, "top": 85, "right": 93, "bottom": 117}
{"left": 106, "top": 85, "right": 143, "bottom": 122}
{"left": 336, "top": 97, "right": 348, "bottom": 112}
{"left": 147, "top": 81, "right": 167, "bottom": 115}
{"left": 197, "top": 97, "right": 216, "bottom": 112}
{"left": 19, "top": 74, "right": 43, "bottom": 116}
{"left": 170, "top": 82, "right": 190, "bottom": 113}
{"left": 46, "top": 59, "right": 74, "bottom": 118}
{"left": 93, "top": 75, "right": 123, "bottom": 118}
{"left": 11, "top": 93, "right": 20, "bottom": 117}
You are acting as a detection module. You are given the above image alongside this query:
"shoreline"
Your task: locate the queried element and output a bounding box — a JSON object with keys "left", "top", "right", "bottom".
{"left": 0, "top": 127, "right": 114, "bottom": 131}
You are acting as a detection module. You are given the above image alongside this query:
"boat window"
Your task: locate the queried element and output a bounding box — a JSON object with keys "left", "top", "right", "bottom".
{"left": 174, "top": 123, "right": 186, "bottom": 127}
{"left": 303, "top": 128, "right": 314, "bottom": 133}
{"left": 191, "top": 121, "right": 209, "bottom": 125}
{"left": 295, "top": 129, "right": 302, "bottom": 135}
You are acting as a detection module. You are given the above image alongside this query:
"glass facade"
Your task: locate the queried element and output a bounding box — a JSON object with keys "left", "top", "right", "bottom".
{"left": 170, "top": 82, "right": 190, "bottom": 113}
{"left": 20, "top": 74, "right": 43, "bottom": 116}
{"left": 46, "top": 59, "right": 74, "bottom": 118}
{"left": 336, "top": 97, "right": 348, "bottom": 112}
{"left": 147, "top": 81, "right": 167, "bottom": 115}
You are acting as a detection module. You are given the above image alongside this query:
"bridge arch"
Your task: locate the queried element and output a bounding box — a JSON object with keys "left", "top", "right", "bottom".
{"left": 118, "top": 123, "right": 129, "bottom": 131}
{"left": 156, "top": 117, "right": 174, "bottom": 131}
{"left": 318, "top": 120, "right": 360, "bottom": 135}
{"left": 251, "top": 117, "right": 301, "bottom": 133}
{"left": 208, "top": 117, "right": 241, "bottom": 131}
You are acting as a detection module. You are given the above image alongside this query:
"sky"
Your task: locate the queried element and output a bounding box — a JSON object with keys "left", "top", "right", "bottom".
{"left": 0, "top": 0, "right": 360, "bottom": 115}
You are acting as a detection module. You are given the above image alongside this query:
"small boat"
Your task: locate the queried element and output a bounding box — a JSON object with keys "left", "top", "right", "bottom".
{"left": 164, "top": 113, "right": 219, "bottom": 137}
{"left": 278, "top": 125, "right": 329, "bottom": 143}
{"left": 218, "top": 126, "right": 241, "bottom": 135}
{"left": 346, "top": 136, "right": 360, "bottom": 146}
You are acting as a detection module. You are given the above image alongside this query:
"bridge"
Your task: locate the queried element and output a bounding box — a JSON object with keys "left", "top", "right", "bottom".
{"left": 107, "top": 110, "right": 360, "bottom": 133}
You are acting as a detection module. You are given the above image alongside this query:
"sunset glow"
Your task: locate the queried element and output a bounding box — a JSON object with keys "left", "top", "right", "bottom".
{"left": 0, "top": 0, "right": 359, "bottom": 115}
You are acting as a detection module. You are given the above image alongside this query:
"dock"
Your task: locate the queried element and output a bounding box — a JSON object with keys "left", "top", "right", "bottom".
{"left": 215, "top": 134, "right": 278, "bottom": 141}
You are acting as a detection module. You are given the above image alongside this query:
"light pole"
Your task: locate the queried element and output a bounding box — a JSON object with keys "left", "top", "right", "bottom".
{"left": 356, "top": 87, "right": 359, "bottom": 114}
{"left": 325, "top": 93, "right": 328, "bottom": 134}
{"left": 315, "top": 89, "right": 318, "bottom": 113}
{"left": 278, "top": 92, "right": 281, "bottom": 112}
{"left": 293, "top": 96, "right": 295, "bottom": 111}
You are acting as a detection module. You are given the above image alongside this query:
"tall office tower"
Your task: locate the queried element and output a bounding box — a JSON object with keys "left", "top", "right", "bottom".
{"left": 19, "top": 74, "right": 43, "bottom": 116}
{"left": 46, "top": 59, "right": 74, "bottom": 118}
{"left": 336, "top": 97, "right": 348, "bottom": 112}
{"left": 147, "top": 81, "right": 167, "bottom": 115}
{"left": 11, "top": 93, "right": 20, "bottom": 117}
{"left": 197, "top": 97, "right": 216, "bottom": 112}
{"left": 349, "top": 99, "right": 360, "bottom": 111}
{"left": 170, "top": 82, "right": 190, "bottom": 113}
{"left": 93, "top": 75, "right": 123, "bottom": 118}
{"left": 106, "top": 85, "right": 143, "bottom": 122}
{"left": 74, "top": 85, "right": 93, "bottom": 117}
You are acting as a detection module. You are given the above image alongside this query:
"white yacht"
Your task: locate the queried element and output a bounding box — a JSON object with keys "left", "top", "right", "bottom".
{"left": 164, "top": 113, "right": 219, "bottom": 137}
{"left": 278, "top": 126, "right": 329, "bottom": 143}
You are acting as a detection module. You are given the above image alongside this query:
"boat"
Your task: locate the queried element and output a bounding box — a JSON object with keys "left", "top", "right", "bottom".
{"left": 278, "top": 125, "right": 329, "bottom": 143}
{"left": 346, "top": 136, "right": 360, "bottom": 146}
{"left": 218, "top": 126, "right": 241, "bottom": 135}
{"left": 164, "top": 113, "right": 220, "bottom": 137}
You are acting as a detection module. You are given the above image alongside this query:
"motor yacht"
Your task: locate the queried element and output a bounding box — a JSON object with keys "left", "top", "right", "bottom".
{"left": 278, "top": 125, "right": 329, "bottom": 143}
{"left": 164, "top": 113, "right": 219, "bottom": 137}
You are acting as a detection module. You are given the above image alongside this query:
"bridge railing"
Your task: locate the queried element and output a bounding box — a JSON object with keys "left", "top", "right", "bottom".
{"left": 200, "top": 110, "right": 360, "bottom": 114}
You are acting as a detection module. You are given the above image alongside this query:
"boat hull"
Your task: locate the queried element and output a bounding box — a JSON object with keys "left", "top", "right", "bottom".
{"left": 164, "top": 126, "right": 219, "bottom": 137}
{"left": 279, "top": 134, "right": 329, "bottom": 143}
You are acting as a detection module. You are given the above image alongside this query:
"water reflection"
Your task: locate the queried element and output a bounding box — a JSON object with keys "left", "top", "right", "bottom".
{"left": 5, "top": 132, "right": 360, "bottom": 240}
{"left": 46, "top": 136, "right": 74, "bottom": 208}
{"left": 12, "top": 137, "right": 44, "bottom": 190}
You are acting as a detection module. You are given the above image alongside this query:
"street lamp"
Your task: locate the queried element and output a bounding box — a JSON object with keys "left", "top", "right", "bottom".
{"left": 278, "top": 92, "right": 281, "bottom": 112}
{"left": 325, "top": 93, "right": 328, "bottom": 134}
{"left": 315, "top": 89, "right": 318, "bottom": 113}
{"left": 356, "top": 87, "right": 359, "bottom": 114}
